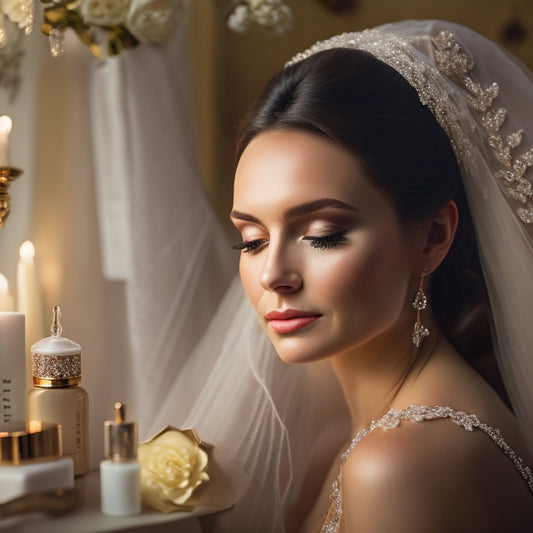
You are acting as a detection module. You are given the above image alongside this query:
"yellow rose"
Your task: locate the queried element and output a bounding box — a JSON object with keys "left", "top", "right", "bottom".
{"left": 138, "top": 426, "right": 210, "bottom": 513}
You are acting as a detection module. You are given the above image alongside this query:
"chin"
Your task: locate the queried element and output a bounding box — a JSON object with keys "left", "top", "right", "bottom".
{"left": 270, "top": 338, "right": 332, "bottom": 366}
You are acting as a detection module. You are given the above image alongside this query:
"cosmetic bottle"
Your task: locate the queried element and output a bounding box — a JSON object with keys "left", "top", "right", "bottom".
{"left": 100, "top": 402, "right": 141, "bottom": 516}
{"left": 0, "top": 420, "right": 74, "bottom": 504}
{"left": 27, "top": 306, "right": 89, "bottom": 476}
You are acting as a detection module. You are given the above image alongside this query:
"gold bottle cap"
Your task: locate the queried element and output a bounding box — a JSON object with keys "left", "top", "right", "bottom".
{"left": 0, "top": 421, "right": 62, "bottom": 465}
{"left": 31, "top": 306, "right": 82, "bottom": 388}
{"left": 104, "top": 402, "right": 138, "bottom": 461}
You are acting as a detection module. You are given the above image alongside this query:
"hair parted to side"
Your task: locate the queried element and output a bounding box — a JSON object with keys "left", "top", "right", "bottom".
{"left": 236, "top": 47, "right": 509, "bottom": 405}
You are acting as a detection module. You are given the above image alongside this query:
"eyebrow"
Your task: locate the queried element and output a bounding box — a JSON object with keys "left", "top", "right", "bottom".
{"left": 230, "top": 198, "right": 358, "bottom": 222}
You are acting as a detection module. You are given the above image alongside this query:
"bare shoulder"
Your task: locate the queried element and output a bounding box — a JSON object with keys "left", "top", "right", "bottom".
{"left": 340, "top": 416, "right": 533, "bottom": 533}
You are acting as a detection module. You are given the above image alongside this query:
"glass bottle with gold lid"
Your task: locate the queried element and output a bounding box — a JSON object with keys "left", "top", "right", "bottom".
{"left": 27, "top": 306, "right": 89, "bottom": 476}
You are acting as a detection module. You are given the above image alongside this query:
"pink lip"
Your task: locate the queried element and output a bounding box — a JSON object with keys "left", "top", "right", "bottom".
{"left": 265, "top": 309, "right": 322, "bottom": 334}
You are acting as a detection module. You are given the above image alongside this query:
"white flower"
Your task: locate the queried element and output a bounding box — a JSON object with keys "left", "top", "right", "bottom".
{"left": 227, "top": 5, "right": 251, "bottom": 33}
{"left": 228, "top": 0, "right": 292, "bottom": 34}
{"left": 138, "top": 426, "right": 210, "bottom": 512}
{"left": 126, "top": 0, "right": 184, "bottom": 44}
{"left": 80, "top": 0, "right": 132, "bottom": 26}
{"left": 0, "top": 0, "right": 33, "bottom": 30}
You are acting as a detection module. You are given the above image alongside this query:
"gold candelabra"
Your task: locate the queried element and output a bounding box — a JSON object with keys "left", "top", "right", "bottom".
{"left": 0, "top": 166, "right": 23, "bottom": 228}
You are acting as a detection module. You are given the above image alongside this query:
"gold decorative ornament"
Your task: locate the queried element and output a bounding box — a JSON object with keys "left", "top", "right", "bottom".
{"left": 0, "top": 166, "right": 23, "bottom": 228}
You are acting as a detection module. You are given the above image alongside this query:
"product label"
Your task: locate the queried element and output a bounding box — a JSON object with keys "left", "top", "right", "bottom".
{"left": 1, "top": 377, "right": 13, "bottom": 423}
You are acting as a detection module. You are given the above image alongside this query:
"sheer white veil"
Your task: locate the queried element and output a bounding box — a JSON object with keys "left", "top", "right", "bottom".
{"left": 124, "top": 19, "right": 533, "bottom": 533}
{"left": 287, "top": 19, "right": 533, "bottom": 452}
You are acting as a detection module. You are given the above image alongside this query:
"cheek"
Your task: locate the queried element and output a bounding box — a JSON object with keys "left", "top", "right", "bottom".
{"left": 239, "top": 258, "right": 261, "bottom": 307}
{"left": 320, "top": 234, "right": 411, "bottom": 318}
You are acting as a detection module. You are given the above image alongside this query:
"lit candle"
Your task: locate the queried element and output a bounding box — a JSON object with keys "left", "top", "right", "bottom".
{"left": 17, "top": 241, "right": 44, "bottom": 391}
{"left": 0, "top": 311, "right": 25, "bottom": 426}
{"left": 0, "top": 273, "right": 14, "bottom": 312}
{"left": 0, "top": 115, "right": 12, "bottom": 167}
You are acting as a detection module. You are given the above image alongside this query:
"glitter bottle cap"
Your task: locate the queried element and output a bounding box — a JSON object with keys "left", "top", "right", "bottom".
{"left": 31, "top": 306, "right": 82, "bottom": 388}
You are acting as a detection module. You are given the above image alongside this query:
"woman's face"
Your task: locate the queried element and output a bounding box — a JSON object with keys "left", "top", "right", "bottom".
{"left": 231, "top": 129, "right": 420, "bottom": 365}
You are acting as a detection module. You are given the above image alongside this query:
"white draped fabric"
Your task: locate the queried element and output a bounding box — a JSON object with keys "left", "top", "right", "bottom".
{"left": 89, "top": 26, "right": 236, "bottom": 437}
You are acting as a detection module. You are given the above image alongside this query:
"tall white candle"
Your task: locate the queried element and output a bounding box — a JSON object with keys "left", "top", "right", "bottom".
{"left": 0, "top": 312, "right": 25, "bottom": 426}
{"left": 0, "top": 115, "right": 12, "bottom": 167}
{"left": 17, "top": 241, "right": 44, "bottom": 392}
{"left": 0, "top": 273, "right": 14, "bottom": 311}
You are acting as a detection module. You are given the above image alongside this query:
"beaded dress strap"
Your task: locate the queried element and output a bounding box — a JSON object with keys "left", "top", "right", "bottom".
{"left": 320, "top": 405, "right": 533, "bottom": 533}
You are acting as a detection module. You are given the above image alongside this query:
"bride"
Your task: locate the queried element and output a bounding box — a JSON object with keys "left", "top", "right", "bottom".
{"left": 228, "top": 19, "right": 533, "bottom": 532}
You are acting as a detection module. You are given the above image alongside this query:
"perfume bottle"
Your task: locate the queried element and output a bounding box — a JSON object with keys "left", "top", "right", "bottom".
{"left": 100, "top": 402, "right": 141, "bottom": 516}
{"left": 27, "top": 306, "right": 89, "bottom": 476}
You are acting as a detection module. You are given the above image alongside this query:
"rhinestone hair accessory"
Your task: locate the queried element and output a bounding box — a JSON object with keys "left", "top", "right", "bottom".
{"left": 320, "top": 405, "right": 533, "bottom": 533}
{"left": 286, "top": 28, "right": 533, "bottom": 225}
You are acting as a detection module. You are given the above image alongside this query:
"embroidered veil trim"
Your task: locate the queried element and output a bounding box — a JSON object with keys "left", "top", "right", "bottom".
{"left": 287, "top": 29, "right": 533, "bottom": 225}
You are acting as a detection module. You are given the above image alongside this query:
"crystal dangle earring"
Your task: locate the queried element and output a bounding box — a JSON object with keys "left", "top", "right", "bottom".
{"left": 412, "top": 270, "right": 429, "bottom": 348}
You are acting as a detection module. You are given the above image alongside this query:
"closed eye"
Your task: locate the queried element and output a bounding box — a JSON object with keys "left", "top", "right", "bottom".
{"left": 232, "top": 239, "right": 268, "bottom": 253}
{"left": 302, "top": 231, "right": 348, "bottom": 250}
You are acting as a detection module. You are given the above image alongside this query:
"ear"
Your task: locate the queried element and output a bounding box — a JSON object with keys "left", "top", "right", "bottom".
{"left": 418, "top": 200, "right": 458, "bottom": 274}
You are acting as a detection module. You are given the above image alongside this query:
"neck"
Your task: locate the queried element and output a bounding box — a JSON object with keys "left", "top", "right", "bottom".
{"left": 330, "top": 316, "right": 439, "bottom": 434}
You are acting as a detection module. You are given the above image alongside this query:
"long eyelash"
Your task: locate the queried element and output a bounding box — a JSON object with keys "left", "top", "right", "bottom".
{"left": 232, "top": 239, "right": 267, "bottom": 253}
{"left": 302, "top": 231, "right": 348, "bottom": 250}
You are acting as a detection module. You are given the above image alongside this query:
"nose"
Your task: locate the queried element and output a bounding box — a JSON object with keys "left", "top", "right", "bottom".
{"left": 259, "top": 241, "right": 302, "bottom": 293}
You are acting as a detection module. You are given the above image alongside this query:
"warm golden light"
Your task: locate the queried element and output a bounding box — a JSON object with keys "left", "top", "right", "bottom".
{"left": 28, "top": 420, "right": 43, "bottom": 433}
{"left": 19, "top": 240, "right": 35, "bottom": 260}
{"left": 0, "top": 115, "right": 12, "bottom": 135}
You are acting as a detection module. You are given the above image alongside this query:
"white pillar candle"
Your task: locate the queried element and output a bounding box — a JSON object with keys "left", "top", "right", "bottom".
{"left": 0, "top": 312, "right": 25, "bottom": 427}
{"left": 16, "top": 241, "right": 44, "bottom": 392}
{"left": 0, "top": 115, "right": 12, "bottom": 167}
{"left": 0, "top": 273, "right": 14, "bottom": 311}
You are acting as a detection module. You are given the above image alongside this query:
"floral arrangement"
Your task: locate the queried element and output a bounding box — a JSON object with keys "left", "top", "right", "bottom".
{"left": 227, "top": 0, "right": 293, "bottom": 34}
{"left": 41, "top": 0, "right": 185, "bottom": 58}
{"left": 0, "top": 0, "right": 294, "bottom": 60}
{"left": 0, "top": 0, "right": 185, "bottom": 58}
{"left": 138, "top": 426, "right": 211, "bottom": 513}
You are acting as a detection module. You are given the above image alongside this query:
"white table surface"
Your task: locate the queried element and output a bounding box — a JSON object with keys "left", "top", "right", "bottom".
{"left": 1, "top": 471, "right": 203, "bottom": 532}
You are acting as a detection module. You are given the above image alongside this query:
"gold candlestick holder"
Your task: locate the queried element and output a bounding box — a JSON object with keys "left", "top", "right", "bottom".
{"left": 0, "top": 166, "right": 23, "bottom": 228}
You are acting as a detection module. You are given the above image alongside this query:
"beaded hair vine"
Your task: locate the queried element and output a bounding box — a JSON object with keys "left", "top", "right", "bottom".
{"left": 286, "top": 29, "right": 533, "bottom": 225}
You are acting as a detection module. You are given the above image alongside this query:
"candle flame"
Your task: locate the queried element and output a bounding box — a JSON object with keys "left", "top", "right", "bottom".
{"left": 19, "top": 240, "right": 35, "bottom": 260}
{"left": 0, "top": 115, "right": 12, "bottom": 135}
